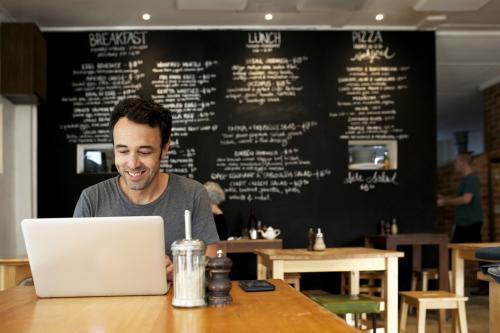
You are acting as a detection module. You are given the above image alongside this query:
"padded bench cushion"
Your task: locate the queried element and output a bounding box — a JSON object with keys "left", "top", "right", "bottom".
{"left": 303, "top": 290, "right": 380, "bottom": 314}
{"left": 475, "top": 247, "right": 500, "bottom": 261}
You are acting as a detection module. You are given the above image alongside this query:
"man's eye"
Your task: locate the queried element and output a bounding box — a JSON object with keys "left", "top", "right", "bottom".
{"left": 140, "top": 151, "right": 152, "bottom": 155}
{"left": 117, "top": 150, "right": 128, "bottom": 154}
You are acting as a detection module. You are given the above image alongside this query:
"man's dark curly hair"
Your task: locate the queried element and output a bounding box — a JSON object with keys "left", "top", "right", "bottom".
{"left": 109, "top": 98, "right": 172, "bottom": 148}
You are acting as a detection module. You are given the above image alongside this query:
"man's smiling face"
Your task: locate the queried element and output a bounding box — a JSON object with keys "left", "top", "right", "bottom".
{"left": 113, "top": 117, "right": 168, "bottom": 192}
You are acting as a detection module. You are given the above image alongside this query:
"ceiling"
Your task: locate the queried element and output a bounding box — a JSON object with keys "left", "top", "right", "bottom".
{"left": 1, "top": 0, "right": 500, "bottom": 147}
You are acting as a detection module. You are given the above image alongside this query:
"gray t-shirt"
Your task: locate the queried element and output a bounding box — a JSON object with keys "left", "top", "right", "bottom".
{"left": 73, "top": 173, "right": 219, "bottom": 258}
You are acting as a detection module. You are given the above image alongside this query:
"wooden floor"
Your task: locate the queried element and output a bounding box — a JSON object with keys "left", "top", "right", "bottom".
{"left": 399, "top": 294, "right": 488, "bottom": 333}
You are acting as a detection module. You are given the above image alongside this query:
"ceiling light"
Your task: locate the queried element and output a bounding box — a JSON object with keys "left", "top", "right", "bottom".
{"left": 142, "top": 13, "right": 151, "bottom": 21}
{"left": 375, "top": 13, "right": 384, "bottom": 21}
{"left": 264, "top": 13, "right": 273, "bottom": 21}
{"left": 426, "top": 14, "right": 447, "bottom": 21}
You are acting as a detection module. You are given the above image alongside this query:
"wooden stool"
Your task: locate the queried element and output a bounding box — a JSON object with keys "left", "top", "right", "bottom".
{"left": 284, "top": 273, "right": 301, "bottom": 291}
{"left": 341, "top": 271, "right": 385, "bottom": 298}
{"left": 411, "top": 268, "right": 438, "bottom": 291}
{"left": 399, "top": 290, "right": 468, "bottom": 333}
{"left": 304, "top": 290, "right": 380, "bottom": 333}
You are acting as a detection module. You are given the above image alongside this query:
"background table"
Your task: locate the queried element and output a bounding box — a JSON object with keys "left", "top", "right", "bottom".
{"left": 449, "top": 242, "right": 500, "bottom": 297}
{"left": 217, "top": 239, "right": 282, "bottom": 253}
{"left": 0, "top": 257, "right": 31, "bottom": 291}
{"left": 254, "top": 247, "right": 404, "bottom": 333}
{"left": 365, "top": 233, "right": 449, "bottom": 291}
{"left": 449, "top": 242, "right": 500, "bottom": 333}
{"left": 0, "top": 280, "right": 358, "bottom": 333}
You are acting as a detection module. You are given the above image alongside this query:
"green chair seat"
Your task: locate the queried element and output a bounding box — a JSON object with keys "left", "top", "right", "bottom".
{"left": 303, "top": 290, "right": 380, "bottom": 314}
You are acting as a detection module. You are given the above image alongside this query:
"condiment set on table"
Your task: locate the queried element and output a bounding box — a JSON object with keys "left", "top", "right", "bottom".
{"left": 249, "top": 224, "right": 281, "bottom": 240}
{"left": 308, "top": 227, "right": 326, "bottom": 251}
{"left": 171, "top": 210, "right": 232, "bottom": 308}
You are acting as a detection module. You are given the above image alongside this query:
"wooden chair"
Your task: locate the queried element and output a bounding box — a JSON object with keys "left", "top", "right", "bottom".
{"left": 411, "top": 268, "right": 452, "bottom": 291}
{"left": 411, "top": 268, "right": 438, "bottom": 291}
{"left": 341, "top": 271, "right": 385, "bottom": 298}
{"left": 283, "top": 273, "right": 301, "bottom": 291}
{"left": 399, "top": 290, "right": 468, "bottom": 333}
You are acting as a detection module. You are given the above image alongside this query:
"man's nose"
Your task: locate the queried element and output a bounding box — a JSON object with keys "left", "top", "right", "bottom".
{"left": 127, "top": 153, "right": 141, "bottom": 169}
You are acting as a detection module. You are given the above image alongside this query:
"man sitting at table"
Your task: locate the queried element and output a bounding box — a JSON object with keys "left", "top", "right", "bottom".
{"left": 73, "top": 98, "right": 219, "bottom": 279}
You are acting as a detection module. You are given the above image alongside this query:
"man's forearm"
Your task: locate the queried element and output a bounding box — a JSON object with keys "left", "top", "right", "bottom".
{"left": 443, "top": 194, "right": 471, "bottom": 206}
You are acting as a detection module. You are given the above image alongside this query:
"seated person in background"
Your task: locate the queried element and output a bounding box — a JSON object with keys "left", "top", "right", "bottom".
{"left": 74, "top": 98, "right": 219, "bottom": 279}
{"left": 204, "top": 181, "right": 229, "bottom": 240}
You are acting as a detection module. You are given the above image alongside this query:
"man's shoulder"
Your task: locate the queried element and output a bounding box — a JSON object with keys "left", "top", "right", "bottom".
{"left": 82, "top": 176, "right": 119, "bottom": 194}
{"left": 465, "top": 172, "right": 480, "bottom": 184}
{"left": 169, "top": 174, "right": 205, "bottom": 193}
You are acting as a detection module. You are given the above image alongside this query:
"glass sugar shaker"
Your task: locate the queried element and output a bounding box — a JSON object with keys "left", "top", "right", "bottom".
{"left": 171, "top": 210, "right": 207, "bottom": 307}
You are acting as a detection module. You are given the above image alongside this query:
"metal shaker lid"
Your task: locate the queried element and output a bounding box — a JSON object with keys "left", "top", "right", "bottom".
{"left": 171, "top": 238, "right": 206, "bottom": 252}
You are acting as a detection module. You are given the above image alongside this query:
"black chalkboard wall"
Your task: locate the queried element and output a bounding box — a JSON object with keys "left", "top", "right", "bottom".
{"left": 38, "top": 30, "right": 437, "bottom": 251}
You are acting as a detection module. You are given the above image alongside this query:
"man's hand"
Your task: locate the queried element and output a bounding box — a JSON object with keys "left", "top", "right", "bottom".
{"left": 437, "top": 194, "right": 446, "bottom": 207}
{"left": 438, "top": 193, "right": 472, "bottom": 207}
{"left": 164, "top": 255, "right": 173, "bottom": 281}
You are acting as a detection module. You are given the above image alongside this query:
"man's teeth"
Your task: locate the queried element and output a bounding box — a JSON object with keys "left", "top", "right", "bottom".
{"left": 129, "top": 171, "right": 142, "bottom": 177}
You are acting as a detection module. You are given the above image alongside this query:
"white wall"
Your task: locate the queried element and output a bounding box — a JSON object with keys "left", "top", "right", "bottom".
{"left": 0, "top": 97, "right": 37, "bottom": 257}
{"left": 0, "top": 97, "right": 16, "bottom": 257}
{"left": 437, "top": 129, "right": 485, "bottom": 167}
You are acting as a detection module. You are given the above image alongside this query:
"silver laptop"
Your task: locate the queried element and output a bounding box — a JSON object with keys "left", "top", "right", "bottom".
{"left": 21, "top": 216, "right": 168, "bottom": 298}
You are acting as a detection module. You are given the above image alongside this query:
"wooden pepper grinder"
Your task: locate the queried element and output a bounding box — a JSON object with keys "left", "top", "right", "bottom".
{"left": 207, "top": 249, "right": 233, "bottom": 307}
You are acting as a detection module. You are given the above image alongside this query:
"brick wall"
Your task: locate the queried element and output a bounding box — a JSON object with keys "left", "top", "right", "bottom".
{"left": 484, "top": 82, "right": 500, "bottom": 241}
{"left": 484, "top": 82, "right": 500, "bottom": 153}
{"left": 490, "top": 152, "right": 500, "bottom": 241}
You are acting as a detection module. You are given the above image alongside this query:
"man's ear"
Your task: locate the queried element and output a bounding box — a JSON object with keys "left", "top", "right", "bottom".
{"left": 161, "top": 140, "right": 170, "bottom": 159}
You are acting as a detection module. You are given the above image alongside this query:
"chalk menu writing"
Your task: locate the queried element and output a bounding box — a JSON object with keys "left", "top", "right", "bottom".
{"left": 150, "top": 60, "right": 218, "bottom": 178}
{"left": 226, "top": 32, "right": 307, "bottom": 106}
{"left": 225, "top": 56, "right": 307, "bottom": 106}
{"left": 329, "top": 31, "right": 408, "bottom": 191}
{"left": 60, "top": 31, "right": 148, "bottom": 144}
{"left": 211, "top": 147, "right": 331, "bottom": 202}
{"left": 344, "top": 171, "right": 398, "bottom": 192}
{"left": 332, "top": 31, "right": 409, "bottom": 141}
{"left": 214, "top": 121, "right": 331, "bottom": 201}
{"left": 220, "top": 121, "right": 318, "bottom": 147}
{"left": 212, "top": 33, "right": 331, "bottom": 201}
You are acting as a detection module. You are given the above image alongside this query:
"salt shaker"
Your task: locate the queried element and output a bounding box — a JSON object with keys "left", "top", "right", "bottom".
{"left": 313, "top": 228, "right": 326, "bottom": 251}
{"left": 391, "top": 218, "right": 398, "bottom": 235}
{"left": 172, "top": 210, "right": 207, "bottom": 307}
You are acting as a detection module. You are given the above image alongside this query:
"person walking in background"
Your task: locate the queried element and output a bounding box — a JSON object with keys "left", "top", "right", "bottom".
{"left": 438, "top": 152, "right": 483, "bottom": 243}
{"left": 204, "top": 181, "right": 229, "bottom": 240}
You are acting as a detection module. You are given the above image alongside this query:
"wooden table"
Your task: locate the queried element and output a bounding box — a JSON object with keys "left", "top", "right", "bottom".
{"left": 477, "top": 271, "right": 500, "bottom": 333}
{"left": 365, "top": 233, "right": 449, "bottom": 291}
{"left": 0, "top": 280, "right": 359, "bottom": 333}
{"left": 254, "top": 247, "right": 404, "bottom": 333}
{"left": 449, "top": 242, "right": 500, "bottom": 297}
{"left": 0, "top": 257, "right": 31, "bottom": 291}
{"left": 449, "top": 242, "right": 500, "bottom": 333}
{"left": 217, "top": 239, "right": 282, "bottom": 254}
